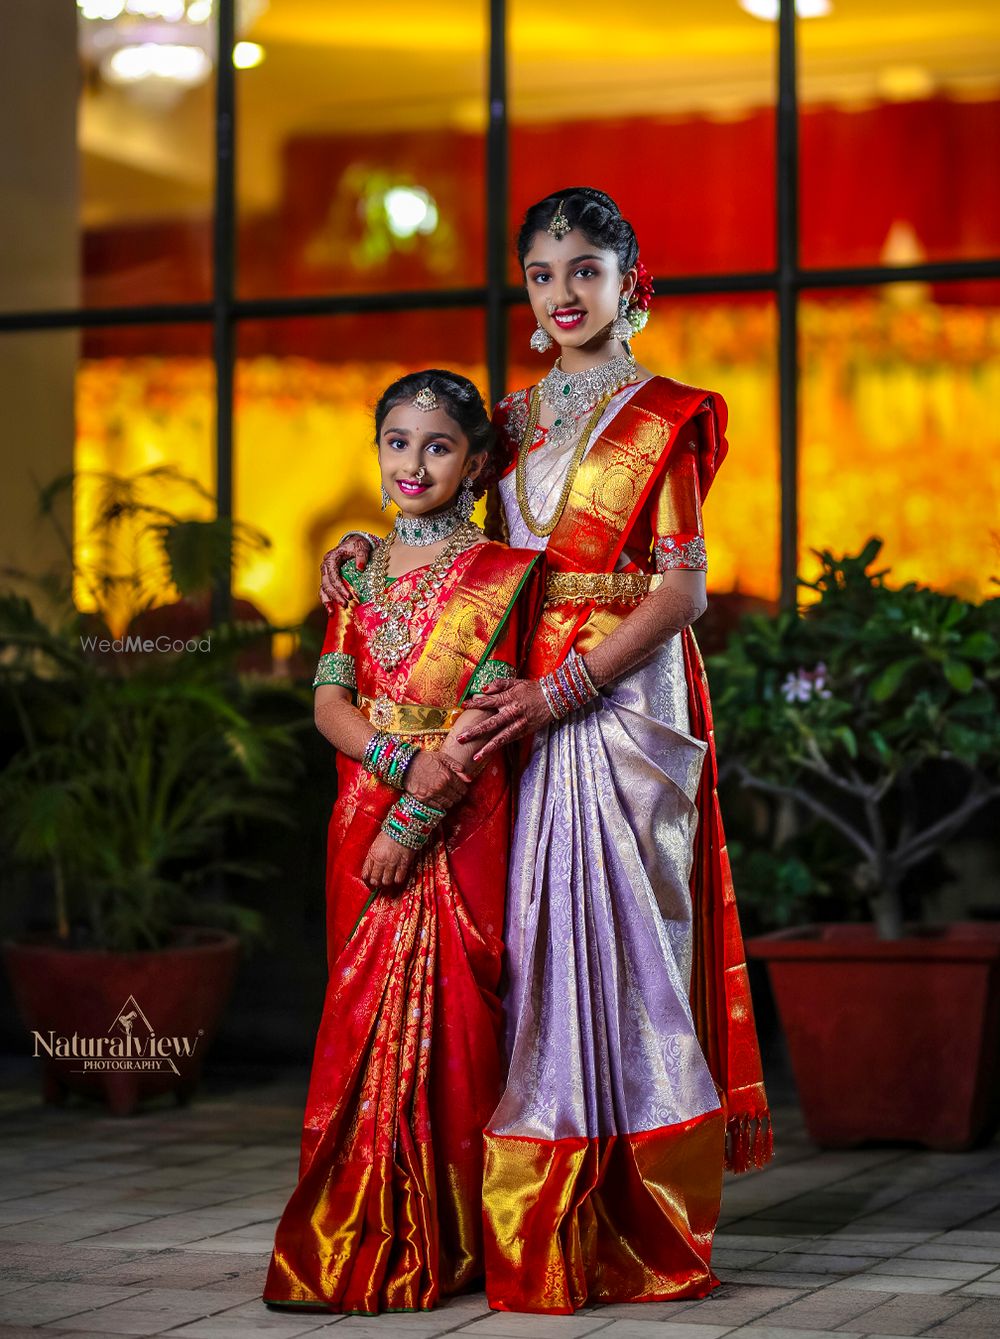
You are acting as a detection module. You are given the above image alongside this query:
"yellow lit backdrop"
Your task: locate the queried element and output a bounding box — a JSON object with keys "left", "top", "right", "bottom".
{"left": 74, "top": 292, "right": 1000, "bottom": 628}
{"left": 64, "top": 0, "right": 1000, "bottom": 628}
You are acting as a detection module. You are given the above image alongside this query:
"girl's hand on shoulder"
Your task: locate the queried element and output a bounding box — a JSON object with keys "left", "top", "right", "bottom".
{"left": 457, "top": 679, "right": 551, "bottom": 762}
{"left": 362, "top": 832, "right": 416, "bottom": 893}
{"left": 320, "top": 535, "right": 372, "bottom": 610}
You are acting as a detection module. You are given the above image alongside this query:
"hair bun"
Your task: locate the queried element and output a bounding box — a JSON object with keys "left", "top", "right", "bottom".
{"left": 516, "top": 187, "right": 639, "bottom": 273}
{"left": 556, "top": 186, "right": 622, "bottom": 218}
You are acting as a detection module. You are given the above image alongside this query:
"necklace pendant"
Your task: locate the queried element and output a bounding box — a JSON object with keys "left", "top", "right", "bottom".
{"left": 371, "top": 613, "right": 412, "bottom": 670}
{"left": 368, "top": 521, "right": 481, "bottom": 669}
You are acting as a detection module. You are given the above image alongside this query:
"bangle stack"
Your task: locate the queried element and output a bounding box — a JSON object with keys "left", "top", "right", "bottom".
{"left": 363, "top": 731, "right": 419, "bottom": 788}
{"left": 539, "top": 649, "right": 600, "bottom": 721}
{"left": 382, "top": 793, "right": 446, "bottom": 850}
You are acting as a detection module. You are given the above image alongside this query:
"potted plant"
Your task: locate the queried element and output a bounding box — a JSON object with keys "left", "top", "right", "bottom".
{"left": 708, "top": 538, "right": 1000, "bottom": 1149}
{"left": 0, "top": 472, "right": 308, "bottom": 1114}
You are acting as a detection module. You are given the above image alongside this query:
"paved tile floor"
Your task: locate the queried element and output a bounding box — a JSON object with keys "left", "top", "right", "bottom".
{"left": 1, "top": 1062, "right": 999, "bottom": 1339}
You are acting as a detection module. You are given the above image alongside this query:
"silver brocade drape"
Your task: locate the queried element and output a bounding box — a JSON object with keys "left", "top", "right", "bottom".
{"left": 488, "top": 380, "right": 722, "bottom": 1142}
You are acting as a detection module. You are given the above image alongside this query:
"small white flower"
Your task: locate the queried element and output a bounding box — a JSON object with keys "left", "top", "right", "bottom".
{"left": 781, "top": 669, "right": 813, "bottom": 703}
{"left": 781, "top": 663, "right": 833, "bottom": 704}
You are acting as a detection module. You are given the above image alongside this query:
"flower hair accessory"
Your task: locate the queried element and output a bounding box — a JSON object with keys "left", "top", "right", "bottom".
{"left": 413, "top": 386, "right": 438, "bottom": 411}
{"left": 627, "top": 260, "right": 655, "bottom": 335}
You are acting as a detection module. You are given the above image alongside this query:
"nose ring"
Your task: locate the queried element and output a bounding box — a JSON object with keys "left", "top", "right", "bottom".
{"left": 414, "top": 466, "right": 427, "bottom": 481}
{"left": 545, "top": 298, "right": 558, "bottom": 315}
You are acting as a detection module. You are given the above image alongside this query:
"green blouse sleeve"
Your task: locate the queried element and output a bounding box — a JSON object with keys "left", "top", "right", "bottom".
{"left": 312, "top": 651, "right": 356, "bottom": 691}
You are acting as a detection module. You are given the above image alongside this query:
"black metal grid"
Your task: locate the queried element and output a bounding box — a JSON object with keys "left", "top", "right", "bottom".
{"left": 2, "top": 1, "right": 999, "bottom": 610}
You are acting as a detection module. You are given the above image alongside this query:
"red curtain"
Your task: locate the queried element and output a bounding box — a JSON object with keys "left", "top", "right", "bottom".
{"left": 83, "top": 96, "right": 1000, "bottom": 358}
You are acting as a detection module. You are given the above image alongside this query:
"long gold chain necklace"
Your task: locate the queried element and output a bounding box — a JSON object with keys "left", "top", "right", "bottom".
{"left": 368, "top": 521, "right": 480, "bottom": 670}
{"left": 515, "top": 387, "right": 614, "bottom": 538}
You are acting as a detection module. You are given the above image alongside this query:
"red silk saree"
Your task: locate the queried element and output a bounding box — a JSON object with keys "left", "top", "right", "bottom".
{"left": 263, "top": 540, "right": 544, "bottom": 1315}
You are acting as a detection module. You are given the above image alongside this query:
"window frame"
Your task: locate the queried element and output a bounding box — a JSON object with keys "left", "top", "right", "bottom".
{"left": 2, "top": 0, "right": 998, "bottom": 613}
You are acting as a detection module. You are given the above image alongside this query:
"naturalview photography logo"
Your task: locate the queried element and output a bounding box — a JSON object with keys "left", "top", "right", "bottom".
{"left": 31, "top": 995, "right": 203, "bottom": 1075}
{"left": 80, "top": 635, "right": 212, "bottom": 653}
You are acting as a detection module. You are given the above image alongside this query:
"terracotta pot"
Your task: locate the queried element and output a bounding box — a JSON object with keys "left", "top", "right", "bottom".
{"left": 2, "top": 926, "right": 241, "bottom": 1116}
{"left": 746, "top": 922, "right": 1000, "bottom": 1151}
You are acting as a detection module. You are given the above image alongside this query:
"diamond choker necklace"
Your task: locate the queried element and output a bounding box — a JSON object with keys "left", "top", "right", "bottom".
{"left": 539, "top": 353, "right": 638, "bottom": 421}
{"left": 393, "top": 501, "right": 469, "bottom": 547}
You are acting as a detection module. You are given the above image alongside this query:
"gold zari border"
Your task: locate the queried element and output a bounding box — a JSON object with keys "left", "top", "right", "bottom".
{"left": 544, "top": 570, "right": 664, "bottom": 607}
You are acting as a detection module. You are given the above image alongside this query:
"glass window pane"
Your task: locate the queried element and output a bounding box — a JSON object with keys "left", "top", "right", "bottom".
{"left": 1, "top": 324, "right": 215, "bottom": 634}
{"left": 800, "top": 281, "right": 1000, "bottom": 599}
{"left": 235, "top": 309, "right": 488, "bottom": 625}
{"left": 0, "top": 2, "right": 215, "bottom": 314}
{"left": 799, "top": 0, "right": 1000, "bottom": 268}
{"left": 236, "top": 2, "right": 486, "bottom": 299}
{"left": 508, "top": 0, "right": 777, "bottom": 279}
{"left": 508, "top": 295, "right": 780, "bottom": 611}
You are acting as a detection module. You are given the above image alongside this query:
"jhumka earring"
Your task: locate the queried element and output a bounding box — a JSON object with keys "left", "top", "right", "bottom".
{"left": 610, "top": 293, "right": 632, "bottom": 342}
{"left": 530, "top": 321, "right": 554, "bottom": 353}
{"left": 381, "top": 485, "right": 391, "bottom": 511}
{"left": 547, "top": 200, "right": 571, "bottom": 240}
{"left": 457, "top": 476, "right": 476, "bottom": 521}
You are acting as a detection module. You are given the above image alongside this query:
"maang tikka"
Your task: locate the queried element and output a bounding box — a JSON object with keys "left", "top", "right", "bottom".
{"left": 547, "top": 200, "right": 571, "bottom": 240}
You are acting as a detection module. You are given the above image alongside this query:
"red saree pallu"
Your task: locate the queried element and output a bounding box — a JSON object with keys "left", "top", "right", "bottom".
{"left": 482, "top": 376, "right": 771, "bottom": 1314}
{"left": 263, "top": 542, "right": 544, "bottom": 1315}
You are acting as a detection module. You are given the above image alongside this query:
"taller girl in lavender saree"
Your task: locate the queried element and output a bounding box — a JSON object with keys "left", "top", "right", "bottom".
{"left": 476, "top": 369, "right": 765, "bottom": 1315}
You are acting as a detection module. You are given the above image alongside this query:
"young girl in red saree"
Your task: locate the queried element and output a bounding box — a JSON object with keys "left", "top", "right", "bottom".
{"left": 263, "top": 370, "right": 544, "bottom": 1316}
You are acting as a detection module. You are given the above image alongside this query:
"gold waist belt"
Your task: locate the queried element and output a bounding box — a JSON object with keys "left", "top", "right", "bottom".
{"left": 358, "top": 694, "right": 464, "bottom": 735}
{"left": 544, "top": 571, "right": 663, "bottom": 607}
